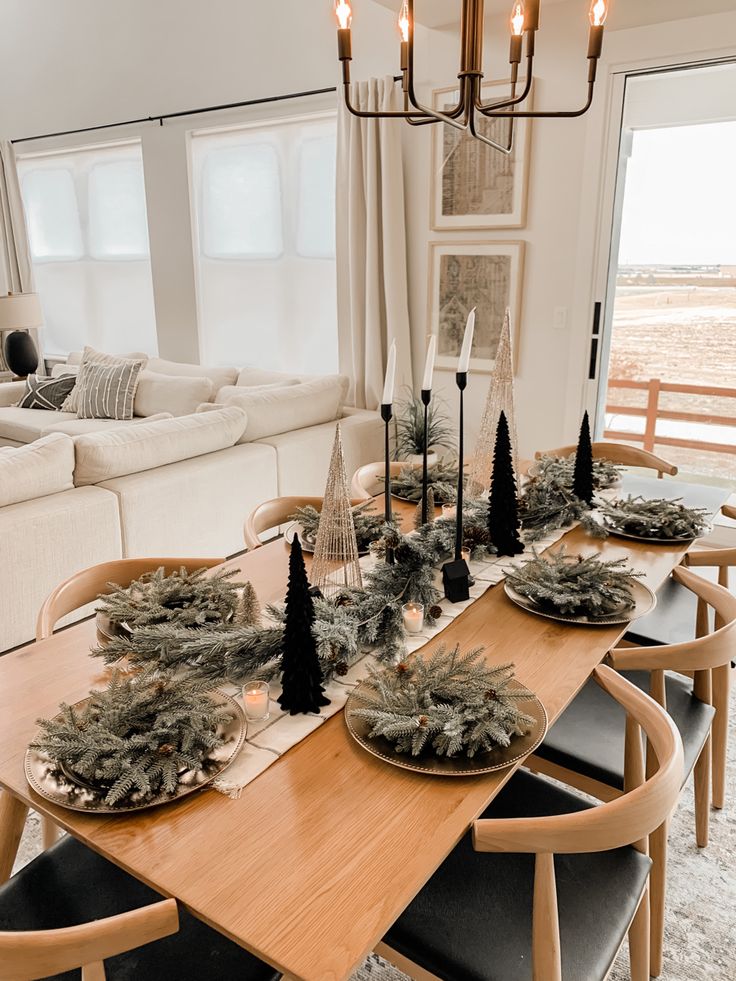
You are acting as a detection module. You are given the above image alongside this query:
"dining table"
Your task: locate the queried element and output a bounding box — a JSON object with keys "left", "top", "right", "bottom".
{"left": 0, "top": 472, "right": 729, "bottom": 981}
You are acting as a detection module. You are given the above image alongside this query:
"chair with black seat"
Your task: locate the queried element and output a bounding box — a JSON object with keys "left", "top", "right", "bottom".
{"left": 528, "top": 565, "right": 736, "bottom": 977}
{"left": 0, "top": 833, "right": 281, "bottom": 981}
{"left": 377, "top": 665, "right": 683, "bottom": 981}
{"left": 534, "top": 441, "right": 678, "bottom": 478}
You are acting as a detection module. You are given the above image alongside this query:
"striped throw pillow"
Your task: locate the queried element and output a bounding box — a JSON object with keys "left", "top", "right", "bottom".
{"left": 76, "top": 360, "right": 143, "bottom": 420}
{"left": 16, "top": 373, "right": 77, "bottom": 410}
{"left": 61, "top": 347, "right": 147, "bottom": 413}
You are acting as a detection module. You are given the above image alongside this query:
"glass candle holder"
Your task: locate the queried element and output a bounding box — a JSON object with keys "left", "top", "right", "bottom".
{"left": 441, "top": 503, "right": 457, "bottom": 520}
{"left": 402, "top": 602, "right": 425, "bottom": 634}
{"left": 243, "top": 680, "right": 270, "bottom": 722}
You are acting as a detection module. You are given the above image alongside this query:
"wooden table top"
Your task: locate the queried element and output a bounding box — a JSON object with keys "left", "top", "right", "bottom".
{"left": 0, "top": 475, "right": 727, "bottom": 981}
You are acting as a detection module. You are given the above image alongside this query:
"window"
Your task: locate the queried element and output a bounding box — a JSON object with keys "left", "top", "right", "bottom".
{"left": 191, "top": 114, "right": 338, "bottom": 374}
{"left": 18, "top": 141, "right": 157, "bottom": 357}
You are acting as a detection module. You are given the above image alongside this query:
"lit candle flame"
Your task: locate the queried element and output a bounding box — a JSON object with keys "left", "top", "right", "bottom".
{"left": 335, "top": 0, "right": 352, "bottom": 30}
{"left": 510, "top": 2, "right": 525, "bottom": 36}
{"left": 589, "top": 0, "right": 607, "bottom": 27}
{"left": 398, "top": 0, "right": 410, "bottom": 42}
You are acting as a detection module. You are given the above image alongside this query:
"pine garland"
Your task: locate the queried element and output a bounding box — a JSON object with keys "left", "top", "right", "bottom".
{"left": 595, "top": 495, "right": 710, "bottom": 540}
{"left": 293, "top": 501, "right": 389, "bottom": 552}
{"left": 507, "top": 548, "right": 643, "bottom": 617}
{"left": 31, "top": 670, "right": 233, "bottom": 807}
{"left": 390, "top": 461, "right": 460, "bottom": 503}
{"left": 350, "top": 644, "right": 535, "bottom": 758}
{"left": 96, "top": 566, "right": 244, "bottom": 631}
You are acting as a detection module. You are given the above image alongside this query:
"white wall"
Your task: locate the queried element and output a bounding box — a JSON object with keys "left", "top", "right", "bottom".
{"left": 2, "top": 0, "right": 735, "bottom": 455}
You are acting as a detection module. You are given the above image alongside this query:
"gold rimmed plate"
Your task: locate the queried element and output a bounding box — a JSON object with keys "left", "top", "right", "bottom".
{"left": 345, "top": 687, "right": 547, "bottom": 776}
{"left": 25, "top": 691, "right": 246, "bottom": 814}
{"left": 504, "top": 577, "right": 657, "bottom": 626}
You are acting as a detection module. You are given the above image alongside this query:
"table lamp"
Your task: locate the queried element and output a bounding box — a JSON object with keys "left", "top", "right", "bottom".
{"left": 0, "top": 292, "right": 43, "bottom": 377}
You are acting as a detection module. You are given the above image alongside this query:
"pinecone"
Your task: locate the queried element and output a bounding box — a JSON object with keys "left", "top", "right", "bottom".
{"left": 485, "top": 689, "right": 499, "bottom": 702}
{"left": 335, "top": 594, "right": 354, "bottom": 608}
{"left": 395, "top": 662, "right": 411, "bottom": 676}
{"left": 428, "top": 604, "right": 443, "bottom": 620}
{"left": 157, "top": 743, "right": 175, "bottom": 756}
{"left": 417, "top": 715, "right": 429, "bottom": 728}
{"left": 335, "top": 661, "right": 349, "bottom": 677}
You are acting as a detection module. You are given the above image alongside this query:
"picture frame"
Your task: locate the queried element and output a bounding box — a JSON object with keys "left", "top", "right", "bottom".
{"left": 428, "top": 240, "right": 525, "bottom": 374}
{"left": 431, "top": 79, "right": 533, "bottom": 230}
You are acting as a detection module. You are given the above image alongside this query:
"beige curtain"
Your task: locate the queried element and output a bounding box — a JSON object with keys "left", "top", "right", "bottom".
{"left": 0, "top": 140, "right": 40, "bottom": 371}
{"left": 337, "top": 76, "right": 412, "bottom": 409}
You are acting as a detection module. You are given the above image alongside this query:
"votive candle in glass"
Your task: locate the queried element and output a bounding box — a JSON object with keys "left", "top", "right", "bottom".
{"left": 243, "top": 680, "right": 270, "bottom": 722}
{"left": 402, "top": 602, "right": 425, "bottom": 634}
{"left": 442, "top": 503, "right": 457, "bottom": 520}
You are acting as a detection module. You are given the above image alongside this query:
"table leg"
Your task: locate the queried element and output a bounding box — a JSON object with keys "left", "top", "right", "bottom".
{"left": 0, "top": 791, "right": 29, "bottom": 883}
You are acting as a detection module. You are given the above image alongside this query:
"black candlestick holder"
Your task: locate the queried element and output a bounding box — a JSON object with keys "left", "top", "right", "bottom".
{"left": 441, "top": 372, "right": 470, "bottom": 603}
{"left": 380, "top": 403, "right": 395, "bottom": 565}
{"left": 420, "top": 388, "right": 431, "bottom": 526}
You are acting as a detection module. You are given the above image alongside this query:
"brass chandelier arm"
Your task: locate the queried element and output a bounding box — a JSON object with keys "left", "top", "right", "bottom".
{"left": 475, "top": 56, "right": 534, "bottom": 114}
{"left": 474, "top": 80, "right": 595, "bottom": 118}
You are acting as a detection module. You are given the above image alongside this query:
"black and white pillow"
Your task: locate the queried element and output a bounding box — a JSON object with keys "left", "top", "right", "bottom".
{"left": 76, "top": 360, "right": 143, "bottom": 420}
{"left": 16, "top": 373, "right": 77, "bottom": 410}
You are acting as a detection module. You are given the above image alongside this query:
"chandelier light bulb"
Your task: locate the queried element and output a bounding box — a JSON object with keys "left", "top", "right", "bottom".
{"left": 589, "top": 0, "right": 608, "bottom": 27}
{"left": 335, "top": 0, "right": 352, "bottom": 30}
{"left": 510, "top": 2, "right": 525, "bottom": 36}
{"left": 398, "top": 0, "right": 410, "bottom": 43}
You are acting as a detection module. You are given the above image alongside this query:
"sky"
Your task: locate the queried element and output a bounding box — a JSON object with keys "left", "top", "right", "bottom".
{"left": 617, "top": 120, "right": 736, "bottom": 267}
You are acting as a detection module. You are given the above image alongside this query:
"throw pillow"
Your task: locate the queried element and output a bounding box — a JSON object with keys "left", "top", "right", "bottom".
{"left": 16, "top": 373, "right": 76, "bottom": 410}
{"left": 61, "top": 347, "right": 148, "bottom": 413}
{"left": 75, "top": 360, "right": 143, "bottom": 420}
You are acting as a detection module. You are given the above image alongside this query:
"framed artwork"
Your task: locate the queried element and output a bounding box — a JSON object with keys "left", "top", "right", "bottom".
{"left": 431, "top": 79, "right": 532, "bottom": 230}
{"left": 428, "top": 240, "right": 525, "bottom": 374}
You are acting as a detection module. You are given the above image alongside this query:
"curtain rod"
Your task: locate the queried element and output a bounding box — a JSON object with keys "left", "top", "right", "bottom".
{"left": 11, "top": 77, "right": 404, "bottom": 146}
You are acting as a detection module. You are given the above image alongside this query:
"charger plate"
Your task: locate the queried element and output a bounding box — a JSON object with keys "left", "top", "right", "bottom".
{"left": 593, "top": 517, "right": 713, "bottom": 544}
{"left": 504, "top": 577, "right": 656, "bottom": 626}
{"left": 25, "top": 691, "right": 246, "bottom": 814}
{"left": 345, "top": 687, "right": 547, "bottom": 776}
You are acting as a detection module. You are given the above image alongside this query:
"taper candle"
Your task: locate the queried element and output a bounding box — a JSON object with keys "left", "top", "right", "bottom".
{"left": 422, "top": 335, "right": 436, "bottom": 392}
{"left": 458, "top": 309, "right": 475, "bottom": 374}
{"left": 382, "top": 341, "right": 397, "bottom": 405}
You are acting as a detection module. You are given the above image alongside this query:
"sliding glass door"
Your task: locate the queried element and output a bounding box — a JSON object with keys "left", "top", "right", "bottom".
{"left": 596, "top": 62, "right": 736, "bottom": 484}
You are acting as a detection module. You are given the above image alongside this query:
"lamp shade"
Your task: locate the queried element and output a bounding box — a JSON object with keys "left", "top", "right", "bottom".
{"left": 0, "top": 292, "right": 43, "bottom": 330}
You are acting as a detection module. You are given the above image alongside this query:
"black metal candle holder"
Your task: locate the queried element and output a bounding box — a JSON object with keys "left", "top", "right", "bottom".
{"left": 380, "top": 403, "right": 395, "bottom": 564}
{"left": 441, "top": 372, "right": 470, "bottom": 602}
{"left": 420, "top": 388, "right": 431, "bottom": 526}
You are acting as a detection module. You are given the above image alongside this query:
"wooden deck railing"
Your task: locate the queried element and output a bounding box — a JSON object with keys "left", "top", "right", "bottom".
{"left": 605, "top": 378, "right": 736, "bottom": 455}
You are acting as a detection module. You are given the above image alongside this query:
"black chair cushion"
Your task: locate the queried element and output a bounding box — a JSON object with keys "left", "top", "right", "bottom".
{"left": 0, "top": 836, "right": 281, "bottom": 981}
{"left": 534, "top": 670, "right": 714, "bottom": 791}
{"left": 383, "top": 770, "right": 651, "bottom": 981}
{"left": 624, "top": 576, "right": 701, "bottom": 647}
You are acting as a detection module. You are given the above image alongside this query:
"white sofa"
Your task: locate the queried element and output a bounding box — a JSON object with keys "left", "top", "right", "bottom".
{"left": 0, "top": 357, "right": 383, "bottom": 653}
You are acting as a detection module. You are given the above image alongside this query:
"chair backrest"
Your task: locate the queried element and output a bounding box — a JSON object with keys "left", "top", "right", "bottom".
{"left": 610, "top": 565, "right": 736, "bottom": 675}
{"left": 243, "top": 495, "right": 367, "bottom": 550}
{"left": 0, "top": 897, "right": 178, "bottom": 981}
{"left": 721, "top": 503, "right": 736, "bottom": 522}
{"left": 534, "top": 441, "right": 678, "bottom": 478}
{"left": 473, "top": 665, "right": 683, "bottom": 981}
{"left": 350, "top": 461, "right": 418, "bottom": 500}
{"left": 36, "top": 557, "right": 224, "bottom": 641}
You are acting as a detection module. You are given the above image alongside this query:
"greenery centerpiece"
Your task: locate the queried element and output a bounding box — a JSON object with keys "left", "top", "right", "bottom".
{"left": 394, "top": 387, "right": 455, "bottom": 461}
{"left": 291, "top": 501, "right": 390, "bottom": 553}
{"left": 595, "top": 495, "right": 710, "bottom": 540}
{"left": 31, "top": 671, "right": 234, "bottom": 807}
{"left": 506, "top": 548, "right": 643, "bottom": 617}
{"left": 96, "top": 566, "right": 246, "bottom": 632}
{"left": 390, "top": 460, "right": 461, "bottom": 503}
{"left": 349, "top": 644, "right": 535, "bottom": 758}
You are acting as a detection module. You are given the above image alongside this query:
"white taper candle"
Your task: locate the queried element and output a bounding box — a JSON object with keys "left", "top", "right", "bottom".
{"left": 382, "top": 341, "right": 397, "bottom": 405}
{"left": 458, "top": 308, "right": 476, "bottom": 374}
{"left": 422, "top": 335, "right": 436, "bottom": 391}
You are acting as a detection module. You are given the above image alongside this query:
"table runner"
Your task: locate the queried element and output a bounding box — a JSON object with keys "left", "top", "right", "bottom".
{"left": 213, "top": 524, "right": 569, "bottom": 796}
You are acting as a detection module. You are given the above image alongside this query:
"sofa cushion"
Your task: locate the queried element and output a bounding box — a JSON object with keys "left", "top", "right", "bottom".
{"left": 0, "top": 406, "right": 76, "bottom": 443}
{"left": 17, "top": 373, "right": 76, "bottom": 410}
{"left": 215, "top": 380, "right": 299, "bottom": 403}
{"left": 66, "top": 349, "right": 148, "bottom": 366}
{"left": 236, "top": 366, "right": 308, "bottom": 387}
{"left": 51, "top": 362, "right": 78, "bottom": 379}
{"left": 147, "top": 357, "right": 238, "bottom": 392}
{"left": 134, "top": 370, "right": 214, "bottom": 417}
{"left": 205, "top": 375, "right": 349, "bottom": 442}
{"left": 76, "top": 359, "right": 144, "bottom": 420}
{"left": 73, "top": 406, "right": 247, "bottom": 486}
{"left": 0, "top": 433, "right": 74, "bottom": 507}
{"left": 41, "top": 413, "right": 172, "bottom": 438}
{"left": 62, "top": 347, "right": 147, "bottom": 414}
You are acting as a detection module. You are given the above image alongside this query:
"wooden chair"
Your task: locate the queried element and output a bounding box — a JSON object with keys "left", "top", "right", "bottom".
{"left": 0, "top": 832, "right": 280, "bottom": 981}
{"left": 243, "top": 495, "right": 366, "bottom": 550}
{"left": 377, "top": 665, "right": 683, "bottom": 981}
{"left": 350, "top": 461, "right": 419, "bottom": 500}
{"left": 34, "top": 557, "right": 222, "bottom": 851}
{"left": 529, "top": 566, "right": 736, "bottom": 976}
{"left": 36, "top": 556, "right": 224, "bottom": 641}
{"left": 535, "top": 441, "right": 678, "bottom": 478}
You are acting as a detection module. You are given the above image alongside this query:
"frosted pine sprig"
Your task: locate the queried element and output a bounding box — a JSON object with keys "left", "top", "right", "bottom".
{"left": 595, "top": 495, "right": 709, "bottom": 540}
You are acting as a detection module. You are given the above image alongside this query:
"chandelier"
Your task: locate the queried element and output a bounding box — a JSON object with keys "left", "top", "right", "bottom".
{"left": 334, "top": 0, "right": 608, "bottom": 153}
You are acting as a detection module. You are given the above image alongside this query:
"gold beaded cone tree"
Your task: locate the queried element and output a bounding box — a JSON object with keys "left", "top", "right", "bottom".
{"left": 311, "top": 424, "right": 363, "bottom": 596}
{"left": 468, "top": 308, "right": 519, "bottom": 498}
